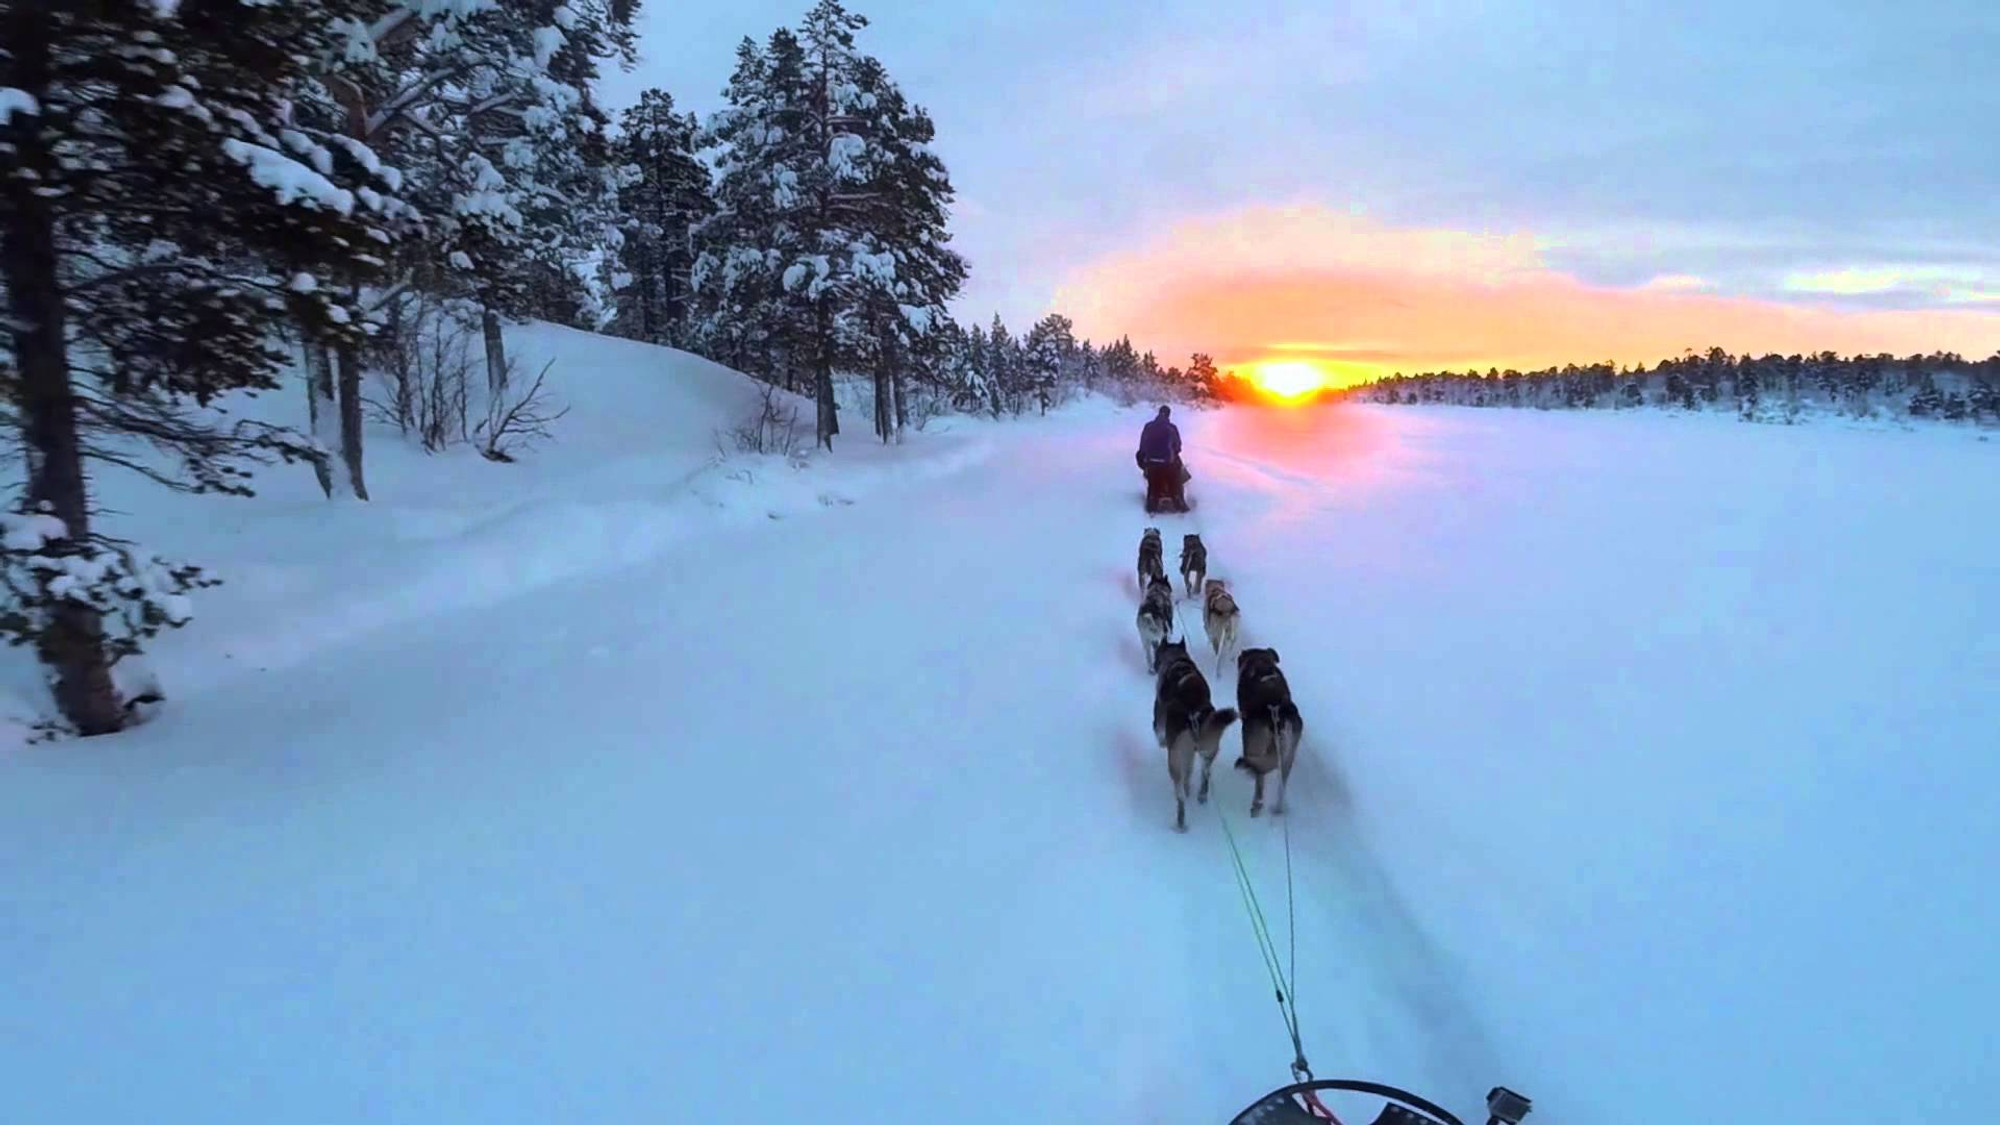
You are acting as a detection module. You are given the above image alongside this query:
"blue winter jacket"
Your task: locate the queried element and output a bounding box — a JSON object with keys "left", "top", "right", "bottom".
{"left": 1137, "top": 417, "right": 1182, "bottom": 464}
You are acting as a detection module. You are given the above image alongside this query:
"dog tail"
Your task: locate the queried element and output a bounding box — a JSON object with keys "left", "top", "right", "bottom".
{"left": 1201, "top": 707, "right": 1240, "bottom": 751}
{"left": 1233, "top": 705, "right": 1279, "bottom": 772}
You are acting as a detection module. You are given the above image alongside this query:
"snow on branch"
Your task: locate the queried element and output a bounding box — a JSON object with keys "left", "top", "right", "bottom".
{"left": 0, "top": 505, "right": 221, "bottom": 678}
{"left": 0, "top": 87, "right": 39, "bottom": 126}
{"left": 220, "top": 139, "right": 356, "bottom": 215}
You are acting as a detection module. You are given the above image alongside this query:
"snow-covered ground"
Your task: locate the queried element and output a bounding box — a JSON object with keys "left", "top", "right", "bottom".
{"left": 3, "top": 326, "right": 1995, "bottom": 1124}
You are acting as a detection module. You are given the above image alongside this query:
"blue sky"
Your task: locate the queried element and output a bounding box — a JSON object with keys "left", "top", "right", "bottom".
{"left": 602, "top": 0, "right": 2000, "bottom": 366}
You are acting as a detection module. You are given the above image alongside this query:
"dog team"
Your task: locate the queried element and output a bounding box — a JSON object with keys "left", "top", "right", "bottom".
{"left": 1135, "top": 527, "right": 1305, "bottom": 832}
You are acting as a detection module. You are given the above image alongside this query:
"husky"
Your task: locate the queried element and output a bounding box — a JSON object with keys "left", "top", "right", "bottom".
{"left": 1137, "top": 527, "right": 1166, "bottom": 594}
{"left": 1202, "top": 578, "right": 1241, "bottom": 675}
{"left": 1179, "top": 533, "right": 1208, "bottom": 599}
{"left": 1152, "top": 639, "right": 1240, "bottom": 832}
{"left": 1136, "top": 575, "right": 1176, "bottom": 672}
{"left": 1234, "top": 647, "right": 1304, "bottom": 817}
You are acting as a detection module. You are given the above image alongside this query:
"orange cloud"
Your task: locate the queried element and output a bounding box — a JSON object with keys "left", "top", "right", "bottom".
{"left": 1050, "top": 207, "right": 2000, "bottom": 386}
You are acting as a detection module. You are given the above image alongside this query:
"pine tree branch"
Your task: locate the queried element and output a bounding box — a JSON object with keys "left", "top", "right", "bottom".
{"left": 365, "top": 66, "right": 459, "bottom": 138}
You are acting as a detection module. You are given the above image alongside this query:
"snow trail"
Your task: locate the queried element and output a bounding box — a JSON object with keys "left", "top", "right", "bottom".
{"left": 4, "top": 382, "right": 1994, "bottom": 1124}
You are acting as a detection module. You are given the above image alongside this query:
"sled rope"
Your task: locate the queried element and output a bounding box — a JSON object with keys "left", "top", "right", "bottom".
{"left": 1216, "top": 802, "right": 1315, "bottom": 1088}
{"left": 1168, "top": 439, "right": 1335, "bottom": 1119}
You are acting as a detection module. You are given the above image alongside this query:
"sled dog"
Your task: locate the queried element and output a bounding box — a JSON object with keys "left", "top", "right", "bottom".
{"left": 1202, "top": 578, "right": 1241, "bottom": 674}
{"left": 1137, "top": 527, "right": 1166, "bottom": 593}
{"left": 1153, "top": 639, "right": 1240, "bottom": 832}
{"left": 1179, "top": 534, "right": 1208, "bottom": 599}
{"left": 1233, "top": 647, "right": 1304, "bottom": 817}
{"left": 1136, "top": 575, "right": 1176, "bottom": 672}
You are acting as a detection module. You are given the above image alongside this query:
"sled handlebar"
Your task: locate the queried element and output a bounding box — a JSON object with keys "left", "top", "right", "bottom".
{"left": 1227, "top": 1079, "right": 1530, "bottom": 1125}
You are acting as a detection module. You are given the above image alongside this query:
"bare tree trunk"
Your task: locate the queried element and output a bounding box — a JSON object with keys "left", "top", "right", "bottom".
{"left": 336, "top": 343, "right": 370, "bottom": 500}
{"left": 301, "top": 337, "right": 339, "bottom": 498}
{"left": 872, "top": 362, "right": 891, "bottom": 444}
{"left": 385, "top": 295, "right": 413, "bottom": 434}
{"left": 664, "top": 241, "right": 689, "bottom": 346}
{"left": 2, "top": 23, "right": 124, "bottom": 735}
{"left": 814, "top": 301, "right": 837, "bottom": 451}
{"left": 481, "top": 301, "right": 508, "bottom": 400}
{"left": 872, "top": 326, "right": 898, "bottom": 444}
{"left": 634, "top": 242, "right": 658, "bottom": 343}
{"left": 892, "top": 359, "right": 908, "bottom": 440}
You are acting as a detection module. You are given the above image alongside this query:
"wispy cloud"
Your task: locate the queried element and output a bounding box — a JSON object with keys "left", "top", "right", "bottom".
{"left": 1638, "top": 274, "right": 1714, "bottom": 293}
{"left": 1782, "top": 265, "right": 2000, "bottom": 305}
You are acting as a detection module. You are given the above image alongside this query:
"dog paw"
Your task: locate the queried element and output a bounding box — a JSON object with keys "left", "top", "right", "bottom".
{"left": 1250, "top": 804, "right": 1263, "bottom": 817}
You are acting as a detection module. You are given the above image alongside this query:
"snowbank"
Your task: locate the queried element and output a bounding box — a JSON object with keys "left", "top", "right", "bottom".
{"left": 0, "top": 321, "right": 999, "bottom": 728}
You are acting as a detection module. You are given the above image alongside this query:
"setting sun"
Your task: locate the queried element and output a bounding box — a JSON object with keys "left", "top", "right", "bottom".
{"left": 1248, "top": 360, "right": 1331, "bottom": 401}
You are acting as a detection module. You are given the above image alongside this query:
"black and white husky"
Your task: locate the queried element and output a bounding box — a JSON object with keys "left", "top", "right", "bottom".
{"left": 1233, "top": 647, "right": 1304, "bottom": 817}
{"left": 1137, "top": 527, "right": 1166, "bottom": 593}
{"left": 1136, "top": 575, "right": 1176, "bottom": 672}
{"left": 1179, "top": 533, "right": 1208, "bottom": 599}
{"left": 1152, "top": 639, "right": 1240, "bottom": 832}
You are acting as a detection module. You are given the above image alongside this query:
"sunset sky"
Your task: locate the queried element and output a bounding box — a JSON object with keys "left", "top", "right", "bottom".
{"left": 608, "top": 0, "right": 2000, "bottom": 384}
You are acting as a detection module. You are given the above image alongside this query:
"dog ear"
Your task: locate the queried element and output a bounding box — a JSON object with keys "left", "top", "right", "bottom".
{"left": 1268, "top": 647, "right": 1279, "bottom": 664}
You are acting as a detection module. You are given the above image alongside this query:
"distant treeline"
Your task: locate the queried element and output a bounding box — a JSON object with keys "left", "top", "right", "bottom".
{"left": 1343, "top": 349, "right": 2000, "bottom": 424}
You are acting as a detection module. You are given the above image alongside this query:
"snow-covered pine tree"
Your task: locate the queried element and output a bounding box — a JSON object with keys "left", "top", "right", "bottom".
{"left": 461, "top": 0, "right": 633, "bottom": 345}
{"left": 1024, "top": 314, "right": 1074, "bottom": 415}
{"left": 690, "top": 34, "right": 813, "bottom": 388}
{"left": 1972, "top": 358, "right": 2000, "bottom": 423}
{"left": 1186, "top": 353, "right": 1220, "bottom": 402}
{"left": 987, "top": 314, "right": 1024, "bottom": 415}
{"left": 609, "top": 88, "right": 714, "bottom": 346}
{"left": 839, "top": 54, "right": 967, "bottom": 441}
{"left": 314, "top": 0, "right": 635, "bottom": 451}
{"left": 1908, "top": 374, "right": 1943, "bottom": 418}
{"left": 1101, "top": 335, "right": 1140, "bottom": 403}
{"left": 1138, "top": 349, "right": 1163, "bottom": 403}
{"left": 1618, "top": 371, "right": 1644, "bottom": 408}
{"left": 783, "top": 0, "right": 884, "bottom": 449}
{"left": 1, "top": 0, "right": 408, "bottom": 735}
{"left": 1736, "top": 359, "right": 1762, "bottom": 421}
{"left": 695, "top": 5, "right": 966, "bottom": 447}
{"left": 1075, "top": 339, "right": 1102, "bottom": 394}
{"left": 961, "top": 320, "right": 999, "bottom": 417}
